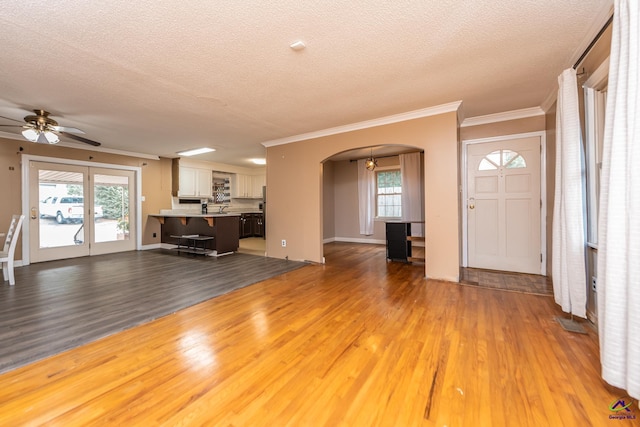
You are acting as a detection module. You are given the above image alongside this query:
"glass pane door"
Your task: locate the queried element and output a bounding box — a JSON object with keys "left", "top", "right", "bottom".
{"left": 29, "top": 162, "right": 136, "bottom": 262}
{"left": 29, "top": 162, "right": 90, "bottom": 262}
{"left": 90, "top": 168, "right": 135, "bottom": 255}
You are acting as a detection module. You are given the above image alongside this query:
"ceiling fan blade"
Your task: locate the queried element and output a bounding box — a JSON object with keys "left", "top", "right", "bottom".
{"left": 59, "top": 131, "right": 101, "bottom": 147}
{"left": 0, "top": 124, "right": 23, "bottom": 128}
{"left": 0, "top": 114, "right": 23, "bottom": 123}
{"left": 51, "top": 125, "right": 85, "bottom": 134}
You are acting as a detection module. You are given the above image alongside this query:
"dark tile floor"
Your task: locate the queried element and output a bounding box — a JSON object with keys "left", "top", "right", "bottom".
{"left": 460, "top": 267, "right": 553, "bottom": 295}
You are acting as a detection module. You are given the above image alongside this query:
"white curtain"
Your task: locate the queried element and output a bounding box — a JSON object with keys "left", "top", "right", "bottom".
{"left": 598, "top": 0, "right": 640, "bottom": 400}
{"left": 400, "top": 152, "right": 424, "bottom": 237}
{"left": 552, "top": 67, "right": 587, "bottom": 318}
{"left": 357, "top": 159, "right": 375, "bottom": 235}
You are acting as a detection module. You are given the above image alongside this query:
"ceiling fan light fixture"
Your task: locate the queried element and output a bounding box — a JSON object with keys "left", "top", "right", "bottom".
{"left": 21, "top": 128, "right": 39, "bottom": 142}
{"left": 43, "top": 131, "right": 59, "bottom": 144}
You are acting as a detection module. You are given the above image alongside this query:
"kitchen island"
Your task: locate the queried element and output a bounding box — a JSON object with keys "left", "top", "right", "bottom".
{"left": 149, "top": 212, "right": 240, "bottom": 255}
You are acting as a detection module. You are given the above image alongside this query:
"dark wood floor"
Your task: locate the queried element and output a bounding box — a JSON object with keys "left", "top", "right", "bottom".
{"left": 0, "top": 249, "right": 305, "bottom": 373}
{"left": 0, "top": 242, "right": 634, "bottom": 426}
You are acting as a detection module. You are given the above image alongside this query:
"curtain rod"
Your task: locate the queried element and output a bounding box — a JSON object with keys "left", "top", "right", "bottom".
{"left": 573, "top": 14, "right": 614, "bottom": 70}
{"left": 348, "top": 152, "right": 421, "bottom": 163}
{"left": 349, "top": 154, "right": 396, "bottom": 163}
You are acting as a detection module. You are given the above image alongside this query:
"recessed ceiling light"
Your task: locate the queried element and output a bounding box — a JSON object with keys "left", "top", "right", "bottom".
{"left": 290, "top": 40, "right": 306, "bottom": 51}
{"left": 177, "top": 147, "right": 216, "bottom": 157}
{"left": 251, "top": 158, "right": 266, "bottom": 165}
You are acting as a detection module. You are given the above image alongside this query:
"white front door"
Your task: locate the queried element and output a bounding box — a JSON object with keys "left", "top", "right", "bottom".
{"left": 467, "top": 136, "right": 542, "bottom": 274}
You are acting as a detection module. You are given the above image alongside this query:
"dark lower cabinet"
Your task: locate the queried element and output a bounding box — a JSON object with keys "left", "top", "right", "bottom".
{"left": 386, "top": 222, "right": 412, "bottom": 262}
{"left": 239, "top": 213, "right": 265, "bottom": 238}
{"left": 386, "top": 221, "right": 426, "bottom": 263}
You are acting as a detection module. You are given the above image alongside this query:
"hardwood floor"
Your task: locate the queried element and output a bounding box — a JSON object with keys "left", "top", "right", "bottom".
{"left": 0, "top": 250, "right": 305, "bottom": 374}
{"left": 0, "top": 242, "right": 636, "bottom": 426}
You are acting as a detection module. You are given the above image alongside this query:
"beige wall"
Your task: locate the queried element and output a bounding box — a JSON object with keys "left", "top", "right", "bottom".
{"left": 322, "top": 161, "right": 335, "bottom": 240}
{"left": 0, "top": 136, "right": 173, "bottom": 260}
{"left": 545, "top": 104, "right": 557, "bottom": 278}
{"left": 266, "top": 111, "right": 459, "bottom": 281}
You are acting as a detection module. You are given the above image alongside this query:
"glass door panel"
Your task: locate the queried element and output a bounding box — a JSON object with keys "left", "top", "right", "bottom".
{"left": 29, "top": 161, "right": 136, "bottom": 262}
{"left": 90, "top": 168, "right": 135, "bottom": 255}
{"left": 29, "top": 162, "right": 90, "bottom": 262}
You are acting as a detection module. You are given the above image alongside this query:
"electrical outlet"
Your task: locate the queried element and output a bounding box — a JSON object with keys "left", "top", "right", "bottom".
{"left": 281, "top": 239, "right": 287, "bottom": 247}
{"left": 153, "top": 232, "right": 157, "bottom": 238}
{"left": 591, "top": 276, "right": 597, "bottom": 292}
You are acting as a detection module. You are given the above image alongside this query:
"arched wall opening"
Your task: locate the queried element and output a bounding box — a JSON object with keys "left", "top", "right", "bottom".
{"left": 264, "top": 109, "right": 460, "bottom": 281}
{"left": 321, "top": 145, "right": 423, "bottom": 253}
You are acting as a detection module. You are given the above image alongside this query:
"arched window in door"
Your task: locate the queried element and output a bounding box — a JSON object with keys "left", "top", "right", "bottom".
{"left": 478, "top": 149, "right": 527, "bottom": 171}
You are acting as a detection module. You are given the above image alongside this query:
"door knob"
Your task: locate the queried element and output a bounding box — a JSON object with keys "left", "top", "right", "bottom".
{"left": 31, "top": 207, "right": 37, "bottom": 219}
{"left": 468, "top": 198, "right": 475, "bottom": 210}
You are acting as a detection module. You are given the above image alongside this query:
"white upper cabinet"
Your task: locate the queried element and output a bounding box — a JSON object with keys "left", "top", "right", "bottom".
{"left": 252, "top": 174, "right": 266, "bottom": 197}
{"left": 233, "top": 174, "right": 265, "bottom": 198}
{"left": 178, "top": 166, "right": 212, "bottom": 197}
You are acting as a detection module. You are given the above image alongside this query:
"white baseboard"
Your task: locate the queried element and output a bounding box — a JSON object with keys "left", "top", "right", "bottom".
{"left": 140, "top": 243, "right": 164, "bottom": 250}
{"left": 325, "top": 237, "right": 424, "bottom": 247}
{"left": 332, "top": 237, "right": 386, "bottom": 245}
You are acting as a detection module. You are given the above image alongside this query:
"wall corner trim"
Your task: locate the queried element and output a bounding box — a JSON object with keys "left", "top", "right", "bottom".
{"left": 261, "top": 101, "right": 462, "bottom": 147}
{"left": 461, "top": 107, "right": 545, "bottom": 128}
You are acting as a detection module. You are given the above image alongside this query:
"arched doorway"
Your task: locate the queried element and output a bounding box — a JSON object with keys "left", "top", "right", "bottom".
{"left": 320, "top": 145, "right": 424, "bottom": 264}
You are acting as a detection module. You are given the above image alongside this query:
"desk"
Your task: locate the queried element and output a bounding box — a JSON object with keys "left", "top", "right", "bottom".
{"left": 170, "top": 234, "right": 214, "bottom": 255}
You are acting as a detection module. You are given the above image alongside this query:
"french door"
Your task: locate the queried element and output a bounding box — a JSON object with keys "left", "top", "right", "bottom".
{"left": 466, "top": 136, "right": 542, "bottom": 274}
{"left": 29, "top": 161, "right": 136, "bottom": 263}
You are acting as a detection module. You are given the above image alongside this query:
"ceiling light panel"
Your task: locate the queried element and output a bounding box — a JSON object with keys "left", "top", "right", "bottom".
{"left": 177, "top": 147, "right": 216, "bottom": 156}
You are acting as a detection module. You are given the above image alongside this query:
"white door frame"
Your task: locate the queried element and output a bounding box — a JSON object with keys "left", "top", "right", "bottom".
{"left": 20, "top": 154, "right": 143, "bottom": 266}
{"left": 461, "top": 131, "right": 547, "bottom": 275}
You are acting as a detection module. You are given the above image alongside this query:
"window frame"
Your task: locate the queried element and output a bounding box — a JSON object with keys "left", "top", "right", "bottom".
{"left": 374, "top": 166, "right": 402, "bottom": 219}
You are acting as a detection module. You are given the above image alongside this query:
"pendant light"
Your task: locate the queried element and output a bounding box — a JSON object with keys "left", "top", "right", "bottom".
{"left": 365, "top": 148, "right": 377, "bottom": 171}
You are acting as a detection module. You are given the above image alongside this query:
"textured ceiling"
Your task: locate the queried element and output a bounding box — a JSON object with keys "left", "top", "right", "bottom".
{"left": 0, "top": 0, "right": 611, "bottom": 166}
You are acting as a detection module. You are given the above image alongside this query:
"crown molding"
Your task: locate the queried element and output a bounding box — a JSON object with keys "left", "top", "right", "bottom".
{"left": 540, "top": 90, "right": 557, "bottom": 113}
{"left": 261, "top": 101, "right": 462, "bottom": 147}
{"left": 542, "top": 2, "right": 613, "bottom": 114}
{"left": 0, "top": 131, "right": 160, "bottom": 160}
{"left": 461, "top": 107, "right": 545, "bottom": 128}
{"left": 568, "top": 1, "right": 614, "bottom": 69}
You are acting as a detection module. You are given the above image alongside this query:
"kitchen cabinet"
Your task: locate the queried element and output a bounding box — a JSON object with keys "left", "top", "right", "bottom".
{"left": 233, "top": 174, "right": 265, "bottom": 198}
{"left": 172, "top": 161, "right": 212, "bottom": 198}
{"left": 239, "top": 213, "right": 264, "bottom": 238}
{"left": 252, "top": 175, "right": 266, "bottom": 198}
{"left": 254, "top": 214, "right": 264, "bottom": 237}
{"left": 150, "top": 214, "right": 240, "bottom": 254}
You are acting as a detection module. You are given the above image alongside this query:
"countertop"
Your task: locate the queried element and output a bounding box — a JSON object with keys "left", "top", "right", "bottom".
{"left": 149, "top": 211, "right": 241, "bottom": 227}
{"left": 150, "top": 212, "right": 241, "bottom": 218}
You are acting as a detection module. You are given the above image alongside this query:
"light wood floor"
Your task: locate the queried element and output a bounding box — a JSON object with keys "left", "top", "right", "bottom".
{"left": 0, "top": 242, "right": 635, "bottom": 426}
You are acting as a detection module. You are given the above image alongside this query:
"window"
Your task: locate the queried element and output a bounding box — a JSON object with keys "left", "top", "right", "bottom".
{"left": 584, "top": 86, "right": 607, "bottom": 244}
{"left": 376, "top": 169, "right": 402, "bottom": 217}
{"left": 478, "top": 149, "right": 527, "bottom": 171}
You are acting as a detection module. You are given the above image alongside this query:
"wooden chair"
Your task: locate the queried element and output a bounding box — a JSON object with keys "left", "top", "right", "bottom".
{"left": 1, "top": 214, "right": 25, "bottom": 286}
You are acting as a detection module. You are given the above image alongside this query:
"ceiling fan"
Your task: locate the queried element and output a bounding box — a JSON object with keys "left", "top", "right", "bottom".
{"left": 0, "top": 109, "right": 101, "bottom": 146}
